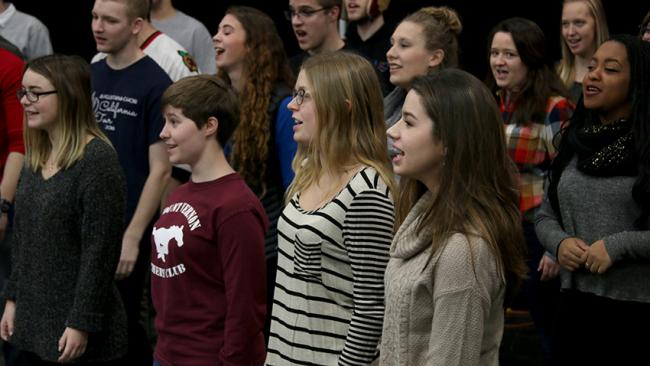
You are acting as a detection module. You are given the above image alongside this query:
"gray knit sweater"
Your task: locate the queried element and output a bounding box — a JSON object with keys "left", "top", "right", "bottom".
{"left": 535, "top": 159, "right": 650, "bottom": 303}
{"left": 3, "top": 138, "right": 128, "bottom": 362}
{"left": 381, "top": 192, "right": 505, "bottom": 366}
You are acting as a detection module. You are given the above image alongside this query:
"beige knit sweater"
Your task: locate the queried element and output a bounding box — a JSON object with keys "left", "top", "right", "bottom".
{"left": 380, "top": 193, "right": 506, "bottom": 366}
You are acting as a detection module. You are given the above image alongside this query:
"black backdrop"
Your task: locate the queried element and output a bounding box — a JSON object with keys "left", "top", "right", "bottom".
{"left": 13, "top": 0, "right": 648, "bottom": 80}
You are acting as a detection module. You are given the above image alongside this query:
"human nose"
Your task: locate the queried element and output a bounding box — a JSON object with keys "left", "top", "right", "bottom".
{"left": 567, "top": 23, "right": 577, "bottom": 36}
{"left": 212, "top": 30, "right": 221, "bottom": 44}
{"left": 291, "top": 13, "right": 303, "bottom": 26}
{"left": 17, "top": 90, "right": 31, "bottom": 106}
{"left": 287, "top": 96, "right": 299, "bottom": 111}
{"left": 159, "top": 122, "right": 171, "bottom": 140}
{"left": 91, "top": 18, "right": 103, "bottom": 33}
{"left": 386, "top": 44, "right": 397, "bottom": 61}
{"left": 493, "top": 53, "right": 505, "bottom": 65}
{"left": 386, "top": 121, "right": 399, "bottom": 139}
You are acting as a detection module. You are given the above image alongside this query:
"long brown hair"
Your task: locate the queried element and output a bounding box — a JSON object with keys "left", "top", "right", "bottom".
{"left": 24, "top": 54, "right": 110, "bottom": 171}
{"left": 288, "top": 51, "right": 395, "bottom": 199}
{"left": 486, "top": 17, "right": 570, "bottom": 125}
{"left": 216, "top": 6, "right": 294, "bottom": 195}
{"left": 397, "top": 70, "right": 527, "bottom": 300}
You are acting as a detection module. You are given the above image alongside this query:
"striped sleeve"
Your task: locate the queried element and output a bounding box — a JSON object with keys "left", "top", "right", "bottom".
{"left": 339, "top": 186, "right": 394, "bottom": 365}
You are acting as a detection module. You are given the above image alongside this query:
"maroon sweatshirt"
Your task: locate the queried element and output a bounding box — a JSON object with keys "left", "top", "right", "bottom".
{"left": 151, "top": 173, "right": 268, "bottom": 366}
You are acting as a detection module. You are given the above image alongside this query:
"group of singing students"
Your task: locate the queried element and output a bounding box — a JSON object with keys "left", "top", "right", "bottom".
{"left": 0, "top": 0, "right": 649, "bottom": 365}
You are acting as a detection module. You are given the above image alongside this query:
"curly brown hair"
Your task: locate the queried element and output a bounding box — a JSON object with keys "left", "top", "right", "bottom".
{"left": 217, "top": 6, "right": 295, "bottom": 195}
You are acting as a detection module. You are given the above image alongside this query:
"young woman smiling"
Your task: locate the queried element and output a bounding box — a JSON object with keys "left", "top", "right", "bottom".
{"left": 486, "top": 17, "right": 574, "bottom": 365}
{"left": 537, "top": 35, "right": 650, "bottom": 365}
{"left": 213, "top": 6, "right": 296, "bottom": 339}
{"left": 557, "top": 0, "right": 609, "bottom": 102}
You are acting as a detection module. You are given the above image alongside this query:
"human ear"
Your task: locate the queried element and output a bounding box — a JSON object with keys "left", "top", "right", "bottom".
{"left": 131, "top": 17, "right": 144, "bottom": 35}
{"left": 428, "top": 49, "right": 445, "bottom": 69}
{"left": 204, "top": 116, "right": 219, "bottom": 137}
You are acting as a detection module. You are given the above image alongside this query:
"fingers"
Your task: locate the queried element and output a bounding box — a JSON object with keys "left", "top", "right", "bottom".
{"left": 574, "top": 238, "right": 590, "bottom": 251}
{"left": 115, "top": 259, "right": 135, "bottom": 280}
{"left": 0, "top": 318, "right": 14, "bottom": 341}
{"left": 558, "top": 238, "right": 589, "bottom": 271}
{"left": 0, "top": 321, "right": 8, "bottom": 341}
{"left": 57, "top": 331, "right": 87, "bottom": 363}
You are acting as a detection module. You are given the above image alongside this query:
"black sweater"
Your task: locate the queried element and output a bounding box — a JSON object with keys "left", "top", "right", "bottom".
{"left": 3, "top": 138, "right": 128, "bottom": 362}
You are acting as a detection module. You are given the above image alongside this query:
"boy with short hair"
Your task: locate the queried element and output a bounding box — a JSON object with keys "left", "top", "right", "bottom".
{"left": 151, "top": 75, "right": 267, "bottom": 366}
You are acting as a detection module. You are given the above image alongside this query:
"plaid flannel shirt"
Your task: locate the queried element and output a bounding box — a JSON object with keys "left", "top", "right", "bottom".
{"left": 500, "top": 95, "right": 574, "bottom": 215}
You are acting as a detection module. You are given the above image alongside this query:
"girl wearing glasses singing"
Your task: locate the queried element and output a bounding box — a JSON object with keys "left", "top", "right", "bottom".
{"left": 0, "top": 54, "right": 127, "bottom": 365}
{"left": 266, "top": 51, "right": 395, "bottom": 366}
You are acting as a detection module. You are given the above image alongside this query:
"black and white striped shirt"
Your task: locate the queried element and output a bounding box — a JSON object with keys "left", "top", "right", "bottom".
{"left": 266, "top": 167, "right": 395, "bottom": 366}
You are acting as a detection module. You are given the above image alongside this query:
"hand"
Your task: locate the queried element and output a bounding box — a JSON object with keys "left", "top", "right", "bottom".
{"left": 583, "top": 239, "right": 612, "bottom": 274}
{"left": 115, "top": 231, "right": 140, "bottom": 280}
{"left": 557, "top": 237, "right": 589, "bottom": 271}
{"left": 537, "top": 254, "right": 560, "bottom": 281}
{"left": 0, "top": 213, "right": 7, "bottom": 242}
{"left": 57, "top": 327, "right": 88, "bottom": 363}
{"left": 0, "top": 300, "right": 15, "bottom": 341}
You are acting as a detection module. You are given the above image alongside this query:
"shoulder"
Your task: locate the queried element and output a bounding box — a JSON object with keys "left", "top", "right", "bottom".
{"left": 212, "top": 175, "right": 266, "bottom": 223}
{"left": 132, "top": 56, "right": 173, "bottom": 84}
{"left": 79, "top": 139, "right": 121, "bottom": 172}
{"left": 83, "top": 139, "right": 116, "bottom": 160}
{"left": 90, "top": 57, "right": 108, "bottom": 72}
{"left": 0, "top": 48, "right": 23, "bottom": 68}
{"left": 546, "top": 96, "right": 574, "bottom": 118}
{"left": 176, "top": 11, "right": 207, "bottom": 30}
{"left": 12, "top": 9, "right": 41, "bottom": 25}
{"left": 348, "top": 167, "right": 390, "bottom": 198}
{"left": 344, "top": 167, "right": 394, "bottom": 217}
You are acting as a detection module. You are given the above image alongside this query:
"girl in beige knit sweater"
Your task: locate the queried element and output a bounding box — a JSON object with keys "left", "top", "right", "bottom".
{"left": 382, "top": 69, "right": 527, "bottom": 365}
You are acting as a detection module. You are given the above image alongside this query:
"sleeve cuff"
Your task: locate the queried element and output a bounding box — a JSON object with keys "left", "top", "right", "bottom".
{"left": 66, "top": 311, "right": 105, "bottom": 332}
{"left": 2, "top": 280, "right": 17, "bottom": 300}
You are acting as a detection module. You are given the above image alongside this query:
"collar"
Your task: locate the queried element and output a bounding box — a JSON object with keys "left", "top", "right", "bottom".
{"left": 390, "top": 191, "right": 433, "bottom": 259}
{"left": 0, "top": 3, "right": 17, "bottom": 28}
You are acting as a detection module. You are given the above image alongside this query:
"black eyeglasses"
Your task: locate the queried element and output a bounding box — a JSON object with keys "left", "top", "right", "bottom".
{"left": 17, "top": 88, "right": 57, "bottom": 103}
{"left": 284, "top": 7, "right": 330, "bottom": 20}
{"left": 292, "top": 89, "right": 310, "bottom": 106}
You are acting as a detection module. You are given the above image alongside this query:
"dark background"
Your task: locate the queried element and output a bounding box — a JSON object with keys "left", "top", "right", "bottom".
{"left": 13, "top": 0, "right": 649, "bottom": 80}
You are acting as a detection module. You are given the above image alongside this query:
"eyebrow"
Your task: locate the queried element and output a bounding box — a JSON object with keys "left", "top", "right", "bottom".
{"left": 592, "top": 57, "right": 623, "bottom": 65}
{"left": 491, "top": 47, "right": 517, "bottom": 52}
{"left": 24, "top": 85, "right": 44, "bottom": 90}
{"left": 402, "top": 111, "right": 417, "bottom": 119}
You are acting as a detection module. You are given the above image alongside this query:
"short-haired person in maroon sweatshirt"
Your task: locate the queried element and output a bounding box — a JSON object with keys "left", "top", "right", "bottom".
{"left": 151, "top": 74, "right": 268, "bottom": 366}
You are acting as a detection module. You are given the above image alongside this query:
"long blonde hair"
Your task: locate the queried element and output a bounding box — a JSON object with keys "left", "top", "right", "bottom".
{"left": 24, "top": 55, "right": 110, "bottom": 171}
{"left": 287, "top": 51, "right": 395, "bottom": 199}
{"left": 557, "top": 0, "right": 609, "bottom": 87}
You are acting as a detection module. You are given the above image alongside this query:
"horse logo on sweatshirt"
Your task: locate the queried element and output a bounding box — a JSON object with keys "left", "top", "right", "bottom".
{"left": 152, "top": 225, "right": 184, "bottom": 262}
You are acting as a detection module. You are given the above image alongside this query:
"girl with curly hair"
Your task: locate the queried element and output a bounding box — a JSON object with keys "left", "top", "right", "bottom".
{"left": 213, "top": 5, "right": 296, "bottom": 339}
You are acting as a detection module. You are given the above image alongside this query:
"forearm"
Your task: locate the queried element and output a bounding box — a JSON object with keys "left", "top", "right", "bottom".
{"left": 220, "top": 212, "right": 267, "bottom": 365}
{"left": 340, "top": 190, "right": 394, "bottom": 365}
{"left": 535, "top": 197, "right": 570, "bottom": 256}
{"left": 430, "top": 288, "right": 486, "bottom": 366}
{"left": 1, "top": 153, "right": 24, "bottom": 202}
{"left": 126, "top": 165, "right": 170, "bottom": 240}
{"left": 603, "top": 230, "right": 650, "bottom": 263}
